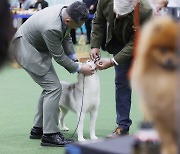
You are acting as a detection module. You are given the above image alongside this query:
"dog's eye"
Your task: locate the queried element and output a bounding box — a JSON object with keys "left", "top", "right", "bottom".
{"left": 159, "top": 46, "right": 169, "bottom": 53}
{"left": 87, "top": 60, "right": 91, "bottom": 62}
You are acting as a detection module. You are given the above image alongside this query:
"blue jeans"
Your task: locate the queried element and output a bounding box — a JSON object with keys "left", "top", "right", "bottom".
{"left": 109, "top": 37, "right": 132, "bottom": 131}
{"left": 114, "top": 63, "right": 132, "bottom": 131}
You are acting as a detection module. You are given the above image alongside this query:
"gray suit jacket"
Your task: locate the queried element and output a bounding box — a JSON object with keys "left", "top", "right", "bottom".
{"left": 12, "top": 4, "right": 79, "bottom": 76}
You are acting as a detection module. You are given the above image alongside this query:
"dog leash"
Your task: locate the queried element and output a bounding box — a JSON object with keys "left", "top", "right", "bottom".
{"left": 66, "top": 74, "right": 86, "bottom": 140}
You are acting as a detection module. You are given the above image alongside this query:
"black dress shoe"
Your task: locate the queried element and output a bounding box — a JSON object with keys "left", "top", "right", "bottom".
{"left": 30, "top": 127, "right": 43, "bottom": 139}
{"left": 41, "top": 132, "right": 74, "bottom": 147}
{"left": 72, "top": 58, "right": 79, "bottom": 62}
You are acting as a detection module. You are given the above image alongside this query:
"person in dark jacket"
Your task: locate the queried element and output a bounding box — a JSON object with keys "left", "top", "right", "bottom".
{"left": 83, "top": 0, "right": 98, "bottom": 44}
{"left": 90, "top": 0, "right": 152, "bottom": 138}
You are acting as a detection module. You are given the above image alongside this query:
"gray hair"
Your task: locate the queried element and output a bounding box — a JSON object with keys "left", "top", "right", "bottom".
{"left": 66, "top": 1, "right": 89, "bottom": 23}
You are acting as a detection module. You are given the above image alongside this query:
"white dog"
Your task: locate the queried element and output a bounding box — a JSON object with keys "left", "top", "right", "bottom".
{"left": 59, "top": 60, "right": 100, "bottom": 141}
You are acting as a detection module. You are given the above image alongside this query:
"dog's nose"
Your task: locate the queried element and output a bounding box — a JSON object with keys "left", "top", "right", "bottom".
{"left": 164, "top": 59, "right": 176, "bottom": 70}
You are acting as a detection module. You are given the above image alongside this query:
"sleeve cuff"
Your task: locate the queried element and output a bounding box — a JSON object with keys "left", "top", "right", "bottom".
{"left": 77, "top": 64, "right": 82, "bottom": 72}
{"left": 68, "top": 53, "right": 77, "bottom": 60}
{"left": 72, "top": 63, "right": 82, "bottom": 73}
{"left": 112, "top": 57, "right": 118, "bottom": 66}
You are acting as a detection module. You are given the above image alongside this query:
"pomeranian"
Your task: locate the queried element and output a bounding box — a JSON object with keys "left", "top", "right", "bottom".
{"left": 131, "top": 16, "right": 178, "bottom": 154}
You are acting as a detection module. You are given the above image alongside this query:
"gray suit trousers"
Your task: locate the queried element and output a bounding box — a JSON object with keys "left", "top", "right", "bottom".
{"left": 26, "top": 64, "right": 61, "bottom": 134}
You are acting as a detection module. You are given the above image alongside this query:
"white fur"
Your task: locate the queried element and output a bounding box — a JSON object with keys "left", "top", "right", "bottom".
{"left": 59, "top": 61, "right": 100, "bottom": 141}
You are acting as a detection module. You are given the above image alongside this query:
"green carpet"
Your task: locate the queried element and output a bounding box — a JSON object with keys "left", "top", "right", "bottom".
{"left": 0, "top": 49, "right": 142, "bottom": 154}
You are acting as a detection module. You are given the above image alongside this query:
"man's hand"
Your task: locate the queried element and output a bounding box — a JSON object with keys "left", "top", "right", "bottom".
{"left": 79, "top": 63, "right": 95, "bottom": 75}
{"left": 90, "top": 48, "right": 101, "bottom": 61}
{"left": 95, "top": 58, "right": 114, "bottom": 70}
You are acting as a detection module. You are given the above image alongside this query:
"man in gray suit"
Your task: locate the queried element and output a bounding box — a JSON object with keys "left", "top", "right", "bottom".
{"left": 12, "top": 1, "right": 95, "bottom": 147}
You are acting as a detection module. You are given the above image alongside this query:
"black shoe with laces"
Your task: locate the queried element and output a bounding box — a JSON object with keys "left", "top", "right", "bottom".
{"left": 41, "top": 132, "right": 74, "bottom": 147}
{"left": 30, "top": 126, "right": 43, "bottom": 139}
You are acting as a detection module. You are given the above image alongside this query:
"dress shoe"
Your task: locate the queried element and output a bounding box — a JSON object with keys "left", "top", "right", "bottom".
{"left": 72, "top": 58, "right": 79, "bottom": 62}
{"left": 86, "top": 41, "right": 90, "bottom": 44}
{"left": 30, "top": 126, "right": 43, "bottom": 139}
{"left": 41, "top": 132, "right": 74, "bottom": 147}
{"left": 107, "top": 126, "right": 129, "bottom": 139}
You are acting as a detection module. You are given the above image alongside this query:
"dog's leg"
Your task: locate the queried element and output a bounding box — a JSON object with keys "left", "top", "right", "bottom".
{"left": 89, "top": 108, "right": 98, "bottom": 140}
{"left": 155, "top": 121, "right": 177, "bottom": 154}
{"left": 77, "top": 112, "right": 86, "bottom": 141}
{"left": 59, "top": 107, "right": 69, "bottom": 131}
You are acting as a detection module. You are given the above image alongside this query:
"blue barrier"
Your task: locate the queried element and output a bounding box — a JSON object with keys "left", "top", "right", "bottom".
{"left": 13, "top": 14, "right": 32, "bottom": 19}
{"left": 13, "top": 13, "right": 94, "bottom": 19}
{"left": 89, "top": 14, "right": 94, "bottom": 19}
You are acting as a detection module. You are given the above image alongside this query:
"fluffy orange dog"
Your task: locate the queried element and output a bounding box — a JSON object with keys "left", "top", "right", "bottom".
{"left": 131, "top": 16, "right": 178, "bottom": 154}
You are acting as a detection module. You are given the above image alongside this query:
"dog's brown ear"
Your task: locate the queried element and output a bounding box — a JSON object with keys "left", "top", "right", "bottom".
{"left": 79, "top": 57, "right": 90, "bottom": 62}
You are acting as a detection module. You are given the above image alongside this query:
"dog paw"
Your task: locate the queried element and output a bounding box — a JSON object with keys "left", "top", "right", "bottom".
{"left": 60, "top": 126, "right": 69, "bottom": 131}
{"left": 78, "top": 138, "right": 86, "bottom": 142}
{"left": 91, "top": 136, "right": 98, "bottom": 140}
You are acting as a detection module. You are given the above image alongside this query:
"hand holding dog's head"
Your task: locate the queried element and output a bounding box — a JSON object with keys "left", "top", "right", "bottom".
{"left": 79, "top": 60, "right": 96, "bottom": 75}
{"left": 86, "top": 59, "right": 97, "bottom": 70}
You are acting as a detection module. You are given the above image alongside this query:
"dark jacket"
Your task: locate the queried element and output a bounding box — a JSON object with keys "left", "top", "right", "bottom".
{"left": 83, "top": 0, "right": 98, "bottom": 14}
{"left": 91, "top": 0, "right": 152, "bottom": 64}
{"left": 34, "top": 0, "right": 48, "bottom": 9}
